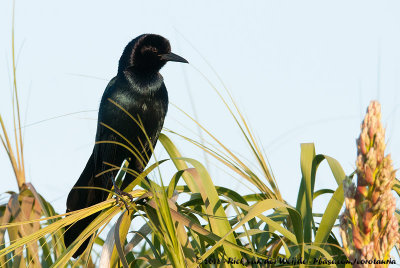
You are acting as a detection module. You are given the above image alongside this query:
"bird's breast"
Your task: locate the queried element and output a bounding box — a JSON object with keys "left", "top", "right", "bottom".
{"left": 100, "top": 83, "right": 168, "bottom": 143}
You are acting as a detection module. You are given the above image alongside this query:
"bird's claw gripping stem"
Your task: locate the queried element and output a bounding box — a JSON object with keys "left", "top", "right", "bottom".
{"left": 111, "top": 177, "right": 134, "bottom": 213}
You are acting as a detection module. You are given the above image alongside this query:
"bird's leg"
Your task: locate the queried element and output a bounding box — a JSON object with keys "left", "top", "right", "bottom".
{"left": 111, "top": 176, "right": 134, "bottom": 212}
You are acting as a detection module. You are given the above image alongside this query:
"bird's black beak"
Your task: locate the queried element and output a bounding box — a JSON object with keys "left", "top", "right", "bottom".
{"left": 160, "top": 52, "right": 188, "bottom": 63}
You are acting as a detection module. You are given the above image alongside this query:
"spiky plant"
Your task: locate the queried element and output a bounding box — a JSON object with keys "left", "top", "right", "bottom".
{"left": 340, "top": 101, "right": 399, "bottom": 267}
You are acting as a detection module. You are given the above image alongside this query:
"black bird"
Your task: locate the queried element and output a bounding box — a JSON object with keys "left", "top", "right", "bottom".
{"left": 64, "top": 34, "right": 188, "bottom": 258}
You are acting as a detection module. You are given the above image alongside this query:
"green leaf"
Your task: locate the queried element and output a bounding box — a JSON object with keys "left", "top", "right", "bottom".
{"left": 112, "top": 211, "right": 130, "bottom": 268}
{"left": 159, "top": 134, "right": 242, "bottom": 260}
{"left": 313, "top": 189, "right": 335, "bottom": 200}
{"left": 296, "top": 143, "right": 316, "bottom": 247}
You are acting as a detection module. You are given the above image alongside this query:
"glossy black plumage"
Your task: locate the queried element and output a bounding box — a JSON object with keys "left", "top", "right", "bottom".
{"left": 63, "top": 34, "right": 187, "bottom": 258}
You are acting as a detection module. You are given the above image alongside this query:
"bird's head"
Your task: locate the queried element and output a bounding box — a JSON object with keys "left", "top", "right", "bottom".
{"left": 119, "top": 34, "right": 188, "bottom": 76}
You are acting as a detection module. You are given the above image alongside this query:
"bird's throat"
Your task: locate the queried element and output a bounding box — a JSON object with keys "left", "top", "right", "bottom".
{"left": 123, "top": 71, "right": 164, "bottom": 95}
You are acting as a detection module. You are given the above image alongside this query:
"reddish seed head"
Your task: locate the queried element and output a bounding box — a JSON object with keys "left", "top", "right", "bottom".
{"left": 364, "top": 165, "right": 374, "bottom": 185}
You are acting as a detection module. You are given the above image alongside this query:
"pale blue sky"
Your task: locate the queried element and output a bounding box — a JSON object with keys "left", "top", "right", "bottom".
{"left": 0, "top": 0, "right": 399, "bottom": 238}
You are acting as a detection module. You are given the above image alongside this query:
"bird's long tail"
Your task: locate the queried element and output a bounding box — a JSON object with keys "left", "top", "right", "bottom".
{"left": 63, "top": 153, "right": 104, "bottom": 258}
{"left": 63, "top": 212, "right": 100, "bottom": 258}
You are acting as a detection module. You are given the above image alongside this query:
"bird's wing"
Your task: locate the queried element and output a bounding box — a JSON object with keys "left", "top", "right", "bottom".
{"left": 91, "top": 77, "right": 123, "bottom": 201}
{"left": 93, "top": 130, "right": 118, "bottom": 195}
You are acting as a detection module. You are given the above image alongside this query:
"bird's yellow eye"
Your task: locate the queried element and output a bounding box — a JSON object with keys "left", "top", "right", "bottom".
{"left": 152, "top": 47, "right": 158, "bottom": 53}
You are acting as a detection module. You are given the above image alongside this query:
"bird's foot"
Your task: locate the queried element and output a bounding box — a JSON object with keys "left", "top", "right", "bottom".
{"left": 111, "top": 177, "right": 134, "bottom": 213}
